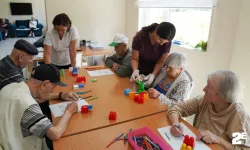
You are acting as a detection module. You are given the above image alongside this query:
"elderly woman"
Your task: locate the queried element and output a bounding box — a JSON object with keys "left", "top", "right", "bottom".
{"left": 168, "top": 70, "right": 250, "bottom": 150}
{"left": 148, "top": 52, "right": 193, "bottom": 106}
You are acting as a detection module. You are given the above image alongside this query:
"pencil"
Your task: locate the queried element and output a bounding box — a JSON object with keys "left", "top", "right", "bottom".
{"left": 106, "top": 133, "right": 124, "bottom": 148}
{"left": 164, "top": 132, "right": 171, "bottom": 141}
{"left": 88, "top": 96, "right": 98, "bottom": 101}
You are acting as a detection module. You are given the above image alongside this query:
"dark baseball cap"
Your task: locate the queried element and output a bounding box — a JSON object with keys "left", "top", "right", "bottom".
{"left": 31, "top": 64, "right": 65, "bottom": 87}
{"left": 14, "top": 39, "right": 38, "bottom": 55}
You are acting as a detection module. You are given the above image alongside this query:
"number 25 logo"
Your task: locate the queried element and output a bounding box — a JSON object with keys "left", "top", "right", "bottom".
{"left": 232, "top": 132, "right": 247, "bottom": 144}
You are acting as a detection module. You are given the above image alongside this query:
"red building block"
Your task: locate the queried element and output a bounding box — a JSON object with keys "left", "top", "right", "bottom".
{"left": 109, "top": 111, "right": 117, "bottom": 120}
{"left": 81, "top": 105, "right": 88, "bottom": 113}
{"left": 134, "top": 95, "right": 144, "bottom": 104}
{"left": 76, "top": 76, "right": 86, "bottom": 83}
{"left": 183, "top": 135, "right": 195, "bottom": 149}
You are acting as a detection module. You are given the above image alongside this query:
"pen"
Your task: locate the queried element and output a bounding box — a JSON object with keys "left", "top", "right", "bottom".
{"left": 164, "top": 132, "right": 171, "bottom": 141}
{"left": 106, "top": 133, "right": 124, "bottom": 148}
{"left": 174, "top": 125, "right": 185, "bottom": 136}
{"left": 76, "top": 90, "right": 91, "bottom": 95}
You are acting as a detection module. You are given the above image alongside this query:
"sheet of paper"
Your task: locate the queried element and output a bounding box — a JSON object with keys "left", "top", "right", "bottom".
{"left": 157, "top": 122, "right": 211, "bottom": 150}
{"left": 49, "top": 98, "right": 89, "bottom": 117}
{"left": 87, "top": 69, "right": 114, "bottom": 77}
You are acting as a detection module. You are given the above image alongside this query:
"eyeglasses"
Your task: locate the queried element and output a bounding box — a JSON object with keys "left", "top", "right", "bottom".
{"left": 166, "top": 66, "right": 180, "bottom": 70}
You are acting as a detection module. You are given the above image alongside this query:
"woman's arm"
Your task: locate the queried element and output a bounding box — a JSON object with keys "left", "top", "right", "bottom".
{"left": 69, "top": 40, "right": 77, "bottom": 67}
{"left": 152, "top": 53, "right": 169, "bottom": 76}
{"left": 44, "top": 44, "right": 52, "bottom": 64}
{"left": 131, "top": 49, "right": 139, "bottom": 71}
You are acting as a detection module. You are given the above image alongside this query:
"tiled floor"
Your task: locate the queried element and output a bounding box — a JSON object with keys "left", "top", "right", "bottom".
{"left": 0, "top": 37, "right": 41, "bottom": 59}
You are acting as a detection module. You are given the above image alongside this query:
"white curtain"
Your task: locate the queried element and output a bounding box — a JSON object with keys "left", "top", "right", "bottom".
{"left": 136, "top": 0, "right": 217, "bottom": 8}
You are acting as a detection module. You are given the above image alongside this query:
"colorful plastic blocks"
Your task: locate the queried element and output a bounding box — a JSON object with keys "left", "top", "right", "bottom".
{"left": 76, "top": 76, "right": 86, "bottom": 83}
{"left": 72, "top": 67, "right": 78, "bottom": 76}
{"left": 109, "top": 111, "right": 117, "bottom": 120}
{"left": 180, "top": 135, "right": 195, "bottom": 150}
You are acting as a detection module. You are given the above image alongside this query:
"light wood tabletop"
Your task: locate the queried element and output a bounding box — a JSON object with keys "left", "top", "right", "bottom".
{"left": 81, "top": 46, "right": 113, "bottom": 56}
{"left": 50, "top": 67, "right": 168, "bottom": 137}
{"left": 53, "top": 112, "right": 223, "bottom": 150}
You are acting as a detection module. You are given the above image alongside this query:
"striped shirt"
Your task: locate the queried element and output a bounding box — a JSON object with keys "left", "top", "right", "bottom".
{"left": 21, "top": 104, "right": 52, "bottom": 138}
{"left": 0, "top": 56, "right": 24, "bottom": 90}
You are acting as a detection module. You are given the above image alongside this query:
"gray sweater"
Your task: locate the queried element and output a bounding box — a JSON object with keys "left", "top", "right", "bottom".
{"left": 105, "top": 48, "right": 132, "bottom": 77}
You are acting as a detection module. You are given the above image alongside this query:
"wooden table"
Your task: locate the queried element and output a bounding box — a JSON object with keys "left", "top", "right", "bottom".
{"left": 50, "top": 67, "right": 168, "bottom": 137}
{"left": 81, "top": 46, "right": 113, "bottom": 56}
{"left": 53, "top": 112, "right": 223, "bottom": 150}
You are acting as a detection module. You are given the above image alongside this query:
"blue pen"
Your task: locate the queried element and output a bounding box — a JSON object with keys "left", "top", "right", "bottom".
{"left": 164, "top": 132, "right": 171, "bottom": 141}
{"left": 174, "top": 125, "right": 185, "bottom": 136}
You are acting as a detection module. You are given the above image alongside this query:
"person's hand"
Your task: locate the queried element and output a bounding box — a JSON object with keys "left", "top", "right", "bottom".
{"left": 170, "top": 123, "right": 184, "bottom": 137}
{"left": 61, "top": 92, "right": 79, "bottom": 101}
{"left": 65, "top": 102, "right": 78, "bottom": 115}
{"left": 112, "top": 63, "right": 120, "bottom": 70}
{"left": 130, "top": 70, "right": 140, "bottom": 82}
{"left": 196, "top": 130, "right": 220, "bottom": 144}
{"left": 143, "top": 74, "right": 155, "bottom": 86}
{"left": 148, "top": 88, "right": 160, "bottom": 98}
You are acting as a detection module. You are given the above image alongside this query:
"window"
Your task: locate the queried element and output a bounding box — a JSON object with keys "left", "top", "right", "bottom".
{"left": 138, "top": 8, "right": 212, "bottom": 48}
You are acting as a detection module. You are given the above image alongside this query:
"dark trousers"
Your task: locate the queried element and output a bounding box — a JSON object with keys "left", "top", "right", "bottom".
{"left": 53, "top": 64, "right": 72, "bottom": 70}
{"left": 30, "top": 27, "right": 35, "bottom": 32}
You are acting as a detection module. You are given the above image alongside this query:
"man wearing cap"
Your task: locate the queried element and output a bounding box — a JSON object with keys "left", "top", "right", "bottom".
{"left": 0, "top": 39, "right": 78, "bottom": 101}
{"left": 105, "top": 34, "right": 132, "bottom": 77}
{"left": 0, "top": 39, "right": 38, "bottom": 90}
{"left": 0, "top": 64, "right": 78, "bottom": 150}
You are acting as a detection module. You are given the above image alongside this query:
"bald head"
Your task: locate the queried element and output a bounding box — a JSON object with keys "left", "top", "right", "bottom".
{"left": 10, "top": 48, "right": 34, "bottom": 68}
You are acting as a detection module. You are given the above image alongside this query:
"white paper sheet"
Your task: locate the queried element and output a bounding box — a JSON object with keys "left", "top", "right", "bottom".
{"left": 157, "top": 123, "right": 211, "bottom": 150}
{"left": 87, "top": 69, "right": 114, "bottom": 77}
{"left": 49, "top": 98, "right": 89, "bottom": 117}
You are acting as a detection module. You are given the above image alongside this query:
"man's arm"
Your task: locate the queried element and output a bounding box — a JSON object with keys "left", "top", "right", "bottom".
{"left": 105, "top": 54, "right": 116, "bottom": 68}
{"left": 114, "top": 55, "right": 133, "bottom": 77}
{"left": 46, "top": 102, "right": 78, "bottom": 140}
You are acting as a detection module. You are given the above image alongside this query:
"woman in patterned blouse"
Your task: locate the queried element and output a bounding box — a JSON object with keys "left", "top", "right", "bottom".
{"left": 148, "top": 52, "right": 193, "bottom": 106}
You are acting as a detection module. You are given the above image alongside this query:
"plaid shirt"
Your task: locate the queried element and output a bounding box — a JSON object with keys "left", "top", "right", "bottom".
{"left": 0, "top": 56, "right": 24, "bottom": 90}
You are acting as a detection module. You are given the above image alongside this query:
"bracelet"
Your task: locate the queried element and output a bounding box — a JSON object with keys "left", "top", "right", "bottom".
{"left": 59, "top": 92, "right": 63, "bottom": 100}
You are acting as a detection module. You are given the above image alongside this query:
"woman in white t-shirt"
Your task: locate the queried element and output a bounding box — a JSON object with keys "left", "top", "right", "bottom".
{"left": 44, "top": 13, "right": 79, "bottom": 69}
{"left": 28, "top": 16, "right": 37, "bottom": 37}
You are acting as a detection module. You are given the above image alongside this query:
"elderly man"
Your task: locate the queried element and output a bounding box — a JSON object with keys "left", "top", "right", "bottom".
{"left": 105, "top": 34, "right": 132, "bottom": 77}
{"left": 168, "top": 70, "right": 250, "bottom": 150}
{"left": 0, "top": 64, "right": 78, "bottom": 150}
{"left": 0, "top": 39, "right": 78, "bottom": 103}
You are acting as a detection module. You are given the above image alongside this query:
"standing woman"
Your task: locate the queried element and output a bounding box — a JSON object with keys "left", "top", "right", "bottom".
{"left": 131, "top": 22, "right": 176, "bottom": 86}
{"left": 44, "top": 13, "right": 79, "bottom": 69}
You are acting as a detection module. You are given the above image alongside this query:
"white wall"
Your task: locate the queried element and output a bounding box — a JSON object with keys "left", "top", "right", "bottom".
{"left": 45, "top": 0, "right": 126, "bottom": 48}
{"left": 0, "top": 0, "right": 47, "bottom": 31}
{"left": 230, "top": 0, "right": 250, "bottom": 114}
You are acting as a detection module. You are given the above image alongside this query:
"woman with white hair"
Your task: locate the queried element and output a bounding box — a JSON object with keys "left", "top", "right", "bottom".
{"left": 168, "top": 70, "right": 250, "bottom": 150}
{"left": 148, "top": 52, "right": 193, "bottom": 105}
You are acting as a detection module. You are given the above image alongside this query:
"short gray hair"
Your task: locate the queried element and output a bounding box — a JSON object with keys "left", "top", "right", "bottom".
{"left": 165, "top": 52, "right": 187, "bottom": 69}
{"left": 209, "top": 70, "right": 243, "bottom": 103}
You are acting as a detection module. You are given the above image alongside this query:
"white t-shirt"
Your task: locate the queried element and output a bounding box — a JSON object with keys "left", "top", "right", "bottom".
{"left": 44, "top": 25, "right": 79, "bottom": 66}
{"left": 29, "top": 20, "right": 37, "bottom": 28}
